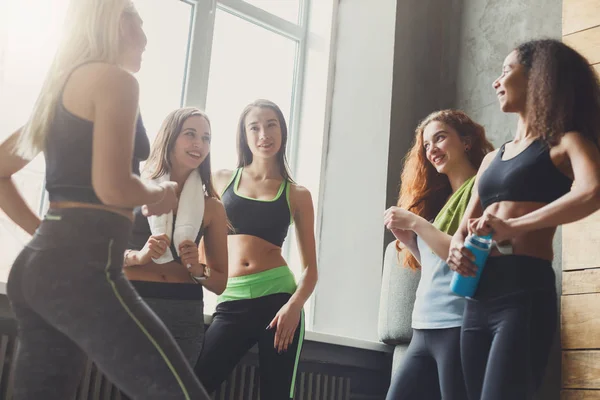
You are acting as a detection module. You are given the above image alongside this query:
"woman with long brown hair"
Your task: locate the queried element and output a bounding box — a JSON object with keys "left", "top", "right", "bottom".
{"left": 447, "top": 39, "right": 600, "bottom": 400}
{"left": 194, "top": 99, "right": 318, "bottom": 400}
{"left": 124, "top": 107, "right": 228, "bottom": 365}
{"left": 383, "top": 110, "right": 493, "bottom": 399}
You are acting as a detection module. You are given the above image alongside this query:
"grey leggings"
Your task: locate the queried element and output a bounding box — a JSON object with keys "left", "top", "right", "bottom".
{"left": 143, "top": 297, "right": 204, "bottom": 366}
{"left": 6, "top": 208, "right": 210, "bottom": 400}
{"left": 385, "top": 327, "right": 467, "bottom": 400}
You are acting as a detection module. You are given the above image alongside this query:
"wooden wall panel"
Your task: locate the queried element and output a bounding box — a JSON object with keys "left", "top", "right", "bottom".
{"left": 562, "top": 0, "right": 600, "bottom": 398}
{"left": 562, "top": 390, "right": 600, "bottom": 400}
{"left": 563, "top": 0, "right": 600, "bottom": 35}
{"left": 562, "top": 294, "right": 600, "bottom": 349}
{"left": 562, "top": 210, "right": 600, "bottom": 271}
{"left": 563, "top": 351, "right": 600, "bottom": 389}
{"left": 563, "top": 26, "right": 600, "bottom": 64}
{"left": 563, "top": 269, "right": 600, "bottom": 295}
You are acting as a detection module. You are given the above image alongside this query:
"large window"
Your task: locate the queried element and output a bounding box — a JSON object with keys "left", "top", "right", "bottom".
{"left": 0, "top": 0, "right": 318, "bottom": 325}
{"left": 205, "top": 9, "right": 297, "bottom": 172}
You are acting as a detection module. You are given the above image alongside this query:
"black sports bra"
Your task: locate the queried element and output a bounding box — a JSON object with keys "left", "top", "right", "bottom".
{"left": 221, "top": 168, "right": 292, "bottom": 247}
{"left": 45, "top": 67, "right": 150, "bottom": 205}
{"left": 478, "top": 139, "right": 573, "bottom": 210}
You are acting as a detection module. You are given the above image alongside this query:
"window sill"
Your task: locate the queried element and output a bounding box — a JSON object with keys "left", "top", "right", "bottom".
{"left": 201, "top": 313, "right": 392, "bottom": 353}
{"left": 0, "top": 281, "right": 392, "bottom": 354}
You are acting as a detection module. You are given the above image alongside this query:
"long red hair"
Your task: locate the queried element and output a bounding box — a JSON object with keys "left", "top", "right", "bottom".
{"left": 396, "top": 110, "right": 494, "bottom": 270}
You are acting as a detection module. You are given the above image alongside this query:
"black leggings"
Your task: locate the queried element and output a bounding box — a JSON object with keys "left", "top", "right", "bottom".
{"left": 386, "top": 327, "right": 467, "bottom": 400}
{"left": 195, "top": 293, "right": 304, "bottom": 400}
{"left": 6, "top": 208, "right": 209, "bottom": 400}
{"left": 461, "top": 256, "right": 557, "bottom": 400}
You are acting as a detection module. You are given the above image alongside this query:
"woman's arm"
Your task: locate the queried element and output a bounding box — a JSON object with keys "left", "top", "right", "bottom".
{"left": 197, "top": 198, "right": 228, "bottom": 295}
{"left": 447, "top": 151, "right": 495, "bottom": 276}
{"left": 0, "top": 129, "right": 42, "bottom": 235}
{"left": 483, "top": 132, "right": 600, "bottom": 240}
{"left": 287, "top": 186, "right": 318, "bottom": 310}
{"left": 391, "top": 229, "right": 420, "bottom": 264}
{"left": 384, "top": 207, "right": 452, "bottom": 261}
{"left": 268, "top": 185, "right": 318, "bottom": 353}
{"left": 90, "top": 65, "right": 167, "bottom": 208}
{"left": 412, "top": 218, "right": 453, "bottom": 260}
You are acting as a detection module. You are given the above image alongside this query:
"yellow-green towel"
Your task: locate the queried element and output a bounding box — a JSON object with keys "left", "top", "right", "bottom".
{"left": 433, "top": 176, "right": 476, "bottom": 235}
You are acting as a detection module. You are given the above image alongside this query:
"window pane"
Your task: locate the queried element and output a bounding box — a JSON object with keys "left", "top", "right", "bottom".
{"left": 204, "top": 9, "right": 298, "bottom": 312}
{"left": 206, "top": 10, "right": 297, "bottom": 173}
{"left": 241, "top": 0, "right": 301, "bottom": 24}
{"left": 135, "top": 0, "right": 192, "bottom": 141}
{"left": 0, "top": 0, "right": 69, "bottom": 277}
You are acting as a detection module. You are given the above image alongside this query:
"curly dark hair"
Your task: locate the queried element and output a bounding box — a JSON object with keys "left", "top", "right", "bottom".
{"left": 515, "top": 39, "right": 600, "bottom": 148}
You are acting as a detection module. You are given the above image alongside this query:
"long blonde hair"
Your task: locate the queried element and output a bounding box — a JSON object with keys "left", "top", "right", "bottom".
{"left": 14, "top": 0, "right": 138, "bottom": 159}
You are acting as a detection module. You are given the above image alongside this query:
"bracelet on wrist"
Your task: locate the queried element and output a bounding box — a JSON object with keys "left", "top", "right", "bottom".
{"left": 123, "top": 249, "right": 133, "bottom": 267}
{"left": 188, "top": 263, "right": 210, "bottom": 283}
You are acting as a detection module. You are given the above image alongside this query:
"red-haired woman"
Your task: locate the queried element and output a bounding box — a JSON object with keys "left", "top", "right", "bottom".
{"left": 383, "top": 110, "right": 493, "bottom": 399}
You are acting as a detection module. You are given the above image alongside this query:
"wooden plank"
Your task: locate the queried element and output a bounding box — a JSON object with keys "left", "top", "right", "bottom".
{"left": 563, "top": 0, "right": 600, "bottom": 35}
{"left": 563, "top": 268, "right": 600, "bottom": 295}
{"left": 562, "top": 294, "right": 600, "bottom": 349}
{"left": 563, "top": 351, "right": 600, "bottom": 389}
{"left": 562, "top": 390, "right": 600, "bottom": 400}
{"left": 563, "top": 26, "right": 600, "bottom": 65}
{"left": 563, "top": 210, "right": 600, "bottom": 270}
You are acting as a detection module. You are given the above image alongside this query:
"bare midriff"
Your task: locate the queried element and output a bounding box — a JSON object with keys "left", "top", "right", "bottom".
{"left": 484, "top": 200, "right": 555, "bottom": 260}
{"left": 227, "top": 235, "right": 287, "bottom": 277}
{"left": 124, "top": 261, "right": 193, "bottom": 283}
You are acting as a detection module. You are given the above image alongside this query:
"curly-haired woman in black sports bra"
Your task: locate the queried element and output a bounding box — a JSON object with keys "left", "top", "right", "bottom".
{"left": 447, "top": 39, "right": 600, "bottom": 400}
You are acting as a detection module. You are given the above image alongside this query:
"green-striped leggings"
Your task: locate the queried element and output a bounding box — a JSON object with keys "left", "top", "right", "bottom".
{"left": 195, "top": 266, "right": 305, "bottom": 399}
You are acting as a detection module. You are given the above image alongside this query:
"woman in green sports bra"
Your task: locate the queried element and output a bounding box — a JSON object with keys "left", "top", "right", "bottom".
{"left": 194, "top": 99, "right": 318, "bottom": 400}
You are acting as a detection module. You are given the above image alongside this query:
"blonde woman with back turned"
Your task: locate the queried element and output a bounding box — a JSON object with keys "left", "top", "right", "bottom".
{"left": 0, "top": 0, "right": 210, "bottom": 398}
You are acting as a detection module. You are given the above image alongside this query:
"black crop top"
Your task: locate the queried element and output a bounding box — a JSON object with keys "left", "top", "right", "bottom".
{"left": 44, "top": 100, "right": 150, "bottom": 204}
{"left": 127, "top": 206, "right": 204, "bottom": 264}
{"left": 478, "top": 139, "right": 573, "bottom": 210}
{"left": 221, "top": 168, "right": 292, "bottom": 247}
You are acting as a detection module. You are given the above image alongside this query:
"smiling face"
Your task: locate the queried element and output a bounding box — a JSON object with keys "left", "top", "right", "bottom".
{"left": 422, "top": 121, "right": 470, "bottom": 175}
{"left": 492, "top": 50, "right": 529, "bottom": 114}
{"left": 170, "top": 115, "right": 211, "bottom": 172}
{"left": 244, "top": 107, "right": 282, "bottom": 160}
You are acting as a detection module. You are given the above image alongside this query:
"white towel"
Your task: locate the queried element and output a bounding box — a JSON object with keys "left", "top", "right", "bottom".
{"left": 147, "top": 169, "right": 205, "bottom": 264}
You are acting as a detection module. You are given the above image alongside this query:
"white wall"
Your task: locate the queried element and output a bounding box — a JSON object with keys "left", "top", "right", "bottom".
{"left": 313, "top": 0, "right": 397, "bottom": 341}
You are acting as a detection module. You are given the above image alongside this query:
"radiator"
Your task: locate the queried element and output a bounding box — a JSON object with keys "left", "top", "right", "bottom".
{"left": 0, "top": 333, "right": 353, "bottom": 400}
{"left": 213, "top": 364, "right": 352, "bottom": 399}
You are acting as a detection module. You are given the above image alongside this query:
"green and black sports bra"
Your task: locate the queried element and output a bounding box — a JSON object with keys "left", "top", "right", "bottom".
{"left": 220, "top": 168, "right": 292, "bottom": 247}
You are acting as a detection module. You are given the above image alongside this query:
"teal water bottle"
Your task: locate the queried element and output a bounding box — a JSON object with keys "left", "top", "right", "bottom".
{"left": 450, "top": 234, "right": 493, "bottom": 297}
